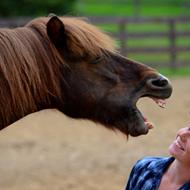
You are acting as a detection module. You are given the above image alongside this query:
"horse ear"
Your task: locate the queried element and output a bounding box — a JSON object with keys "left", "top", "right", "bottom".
{"left": 47, "top": 16, "right": 66, "bottom": 47}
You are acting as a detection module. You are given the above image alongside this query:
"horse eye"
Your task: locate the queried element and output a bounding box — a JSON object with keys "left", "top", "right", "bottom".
{"left": 91, "top": 56, "right": 102, "bottom": 64}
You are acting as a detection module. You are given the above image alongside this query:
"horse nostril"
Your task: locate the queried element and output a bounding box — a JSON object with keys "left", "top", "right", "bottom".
{"left": 145, "top": 74, "right": 172, "bottom": 98}
{"left": 147, "top": 75, "right": 169, "bottom": 89}
{"left": 151, "top": 77, "right": 168, "bottom": 87}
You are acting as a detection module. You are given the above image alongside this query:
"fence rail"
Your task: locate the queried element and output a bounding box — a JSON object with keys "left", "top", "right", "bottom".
{"left": 0, "top": 16, "right": 190, "bottom": 68}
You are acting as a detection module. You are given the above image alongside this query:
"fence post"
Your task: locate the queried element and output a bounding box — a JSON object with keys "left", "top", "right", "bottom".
{"left": 168, "top": 19, "right": 177, "bottom": 69}
{"left": 118, "top": 19, "right": 126, "bottom": 56}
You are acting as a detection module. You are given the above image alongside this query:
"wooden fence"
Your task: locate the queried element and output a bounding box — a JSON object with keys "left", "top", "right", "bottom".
{"left": 89, "top": 16, "right": 190, "bottom": 68}
{"left": 0, "top": 16, "right": 190, "bottom": 68}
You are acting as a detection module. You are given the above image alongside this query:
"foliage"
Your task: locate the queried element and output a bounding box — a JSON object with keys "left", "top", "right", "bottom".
{"left": 0, "top": 0, "right": 77, "bottom": 17}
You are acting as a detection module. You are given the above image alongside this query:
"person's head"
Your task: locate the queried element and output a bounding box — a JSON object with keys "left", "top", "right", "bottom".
{"left": 169, "top": 127, "right": 190, "bottom": 165}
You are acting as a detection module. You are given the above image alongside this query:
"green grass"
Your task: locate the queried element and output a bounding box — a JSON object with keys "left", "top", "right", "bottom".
{"left": 97, "top": 23, "right": 169, "bottom": 33}
{"left": 98, "top": 23, "right": 190, "bottom": 34}
{"left": 127, "top": 53, "right": 170, "bottom": 64}
{"left": 127, "top": 23, "right": 169, "bottom": 32}
{"left": 177, "top": 37, "right": 190, "bottom": 46}
{"left": 140, "top": 6, "right": 183, "bottom": 17}
{"left": 124, "top": 37, "right": 190, "bottom": 48}
{"left": 126, "top": 38, "right": 170, "bottom": 47}
{"left": 158, "top": 67, "right": 190, "bottom": 78}
{"left": 176, "top": 23, "right": 190, "bottom": 31}
{"left": 76, "top": 2, "right": 190, "bottom": 17}
{"left": 76, "top": 3, "right": 134, "bottom": 16}
{"left": 127, "top": 52, "right": 190, "bottom": 63}
{"left": 177, "top": 52, "right": 190, "bottom": 62}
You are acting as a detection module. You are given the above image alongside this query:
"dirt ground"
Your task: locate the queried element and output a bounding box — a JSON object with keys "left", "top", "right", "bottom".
{"left": 0, "top": 77, "right": 190, "bottom": 190}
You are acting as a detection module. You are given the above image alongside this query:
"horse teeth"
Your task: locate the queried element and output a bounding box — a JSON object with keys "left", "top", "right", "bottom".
{"left": 152, "top": 98, "right": 166, "bottom": 108}
{"left": 158, "top": 101, "right": 166, "bottom": 108}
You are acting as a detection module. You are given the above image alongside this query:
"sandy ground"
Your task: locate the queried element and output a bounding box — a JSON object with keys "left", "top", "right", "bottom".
{"left": 0, "top": 77, "right": 190, "bottom": 190}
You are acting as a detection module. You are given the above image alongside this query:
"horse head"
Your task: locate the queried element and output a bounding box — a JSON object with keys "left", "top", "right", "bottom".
{"left": 46, "top": 16, "right": 172, "bottom": 136}
{"left": 0, "top": 16, "right": 172, "bottom": 137}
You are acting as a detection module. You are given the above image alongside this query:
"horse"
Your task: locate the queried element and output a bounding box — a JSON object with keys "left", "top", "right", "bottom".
{"left": 0, "top": 15, "right": 172, "bottom": 137}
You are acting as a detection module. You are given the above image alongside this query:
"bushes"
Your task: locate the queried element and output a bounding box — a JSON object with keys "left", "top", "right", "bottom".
{"left": 0, "top": 0, "right": 77, "bottom": 17}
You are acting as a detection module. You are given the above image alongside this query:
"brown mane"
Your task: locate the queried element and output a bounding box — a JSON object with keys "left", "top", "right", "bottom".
{"left": 28, "top": 17, "right": 116, "bottom": 56}
{"left": 0, "top": 17, "right": 115, "bottom": 126}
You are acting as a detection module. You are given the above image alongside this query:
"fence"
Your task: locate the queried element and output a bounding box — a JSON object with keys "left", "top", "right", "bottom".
{"left": 0, "top": 16, "right": 190, "bottom": 68}
{"left": 89, "top": 16, "right": 190, "bottom": 68}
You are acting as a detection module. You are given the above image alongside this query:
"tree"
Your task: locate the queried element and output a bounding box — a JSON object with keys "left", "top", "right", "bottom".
{"left": 0, "top": 0, "right": 77, "bottom": 17}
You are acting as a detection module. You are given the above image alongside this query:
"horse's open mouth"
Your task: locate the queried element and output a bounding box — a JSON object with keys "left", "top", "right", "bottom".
{"left": 143, "top": 98, "right": 166, "bottom": 128}
{"left": 128, "top": 97, "right": 167, "bottom": 136}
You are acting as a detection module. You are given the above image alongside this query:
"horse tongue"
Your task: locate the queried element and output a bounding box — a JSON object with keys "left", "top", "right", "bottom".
{"left": 145, "top": 121, "right": 154, "bottom": 129}
{"left": 152, "top": 98, "right": 167, "bottom": 108}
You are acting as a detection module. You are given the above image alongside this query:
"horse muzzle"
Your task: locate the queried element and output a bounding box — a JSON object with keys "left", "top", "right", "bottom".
{"left": 127, "top": 74, "right": 172, "bottom": 136}
{"left": 145, "top": 74, "right": 172, "bottom": 99}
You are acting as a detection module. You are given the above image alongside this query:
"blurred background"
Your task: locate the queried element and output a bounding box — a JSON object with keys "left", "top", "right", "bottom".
{"left": 1, "top": 0, "right": 190, "bottom": 73}
{"left": 0, "top": 1, "right": 190, "bottom": 190}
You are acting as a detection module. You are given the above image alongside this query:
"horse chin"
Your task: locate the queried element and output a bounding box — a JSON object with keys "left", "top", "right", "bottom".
{"left": 126, "top": 95, "right": 168, "bottom": 136}
{"left": 111, "top": 106, "right": 149, "bottom": 137}
{"left": 127, "top": 108, "right": 149, "bottom": 137}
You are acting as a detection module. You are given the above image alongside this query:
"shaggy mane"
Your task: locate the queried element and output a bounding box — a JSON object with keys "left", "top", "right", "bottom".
{"left": 28, "top": 17, "right": 116, "bottom": 56}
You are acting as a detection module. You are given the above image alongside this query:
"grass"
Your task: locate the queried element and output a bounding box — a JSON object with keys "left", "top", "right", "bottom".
{"left": 126, "top": 38, "right": 170, "bottom": 47}
{"left": 127, "top": 52, "right": 190, "bottom": 67}
{"left": 127, "top": 53, "right": 170, "bottom": 63}
{"left": 158, "top": 66, "right": 190, "bottom": 78}
{"left": 76, "top": 2, "right": 190, "bottom": 17}
{"left": 98, "top": 22, "right": 190, "bottom": 33}
{"left": 76, "top": 3, "right": 134, "bottom": 16}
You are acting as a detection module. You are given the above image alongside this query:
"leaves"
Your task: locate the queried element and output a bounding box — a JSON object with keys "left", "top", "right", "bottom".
{"left": 0, "top": 0, "right": 77, "bottom": 17}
